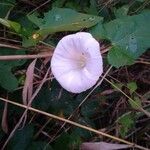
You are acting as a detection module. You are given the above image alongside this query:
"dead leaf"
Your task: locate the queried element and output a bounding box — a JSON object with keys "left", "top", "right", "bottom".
{"left": 22, "top": 59, "right": 37, "bottom": 105}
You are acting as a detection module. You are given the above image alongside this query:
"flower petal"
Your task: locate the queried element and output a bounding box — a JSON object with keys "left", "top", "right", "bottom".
{"left": 51, "top": 32, "right": 103, "bottom": 93}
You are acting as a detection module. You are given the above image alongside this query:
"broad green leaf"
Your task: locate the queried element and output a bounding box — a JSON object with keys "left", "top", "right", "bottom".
{"left": 81, "top": 99, "right": 99, "bottom": 117}
{"left": 53, "top": 133, "right": 71, "bottom": 150}
{"left": 53, "top": 132, "right": 81, "bottom": 150}
{"left": 0, "top": 1, "right": 14, "bottom": 18}
{"left": 7, "top": 125, "right": 34, "bottom": 150}
{"left": 117, "top": 113, "right": 135, "bottom": 137}
{"left": 0, "top": 15, "right": 38, "bottom": 47}
{"left": 114, "top": 5, "right": 129, "bottom": 18}
{"left": 0, "top": 68, "right": 18, "bottom": 91}
{"left": 32, "top": 81, "right": 76, "bottom": 116}
{"left": 69, "top": 133, "right": 81, "bottom": 149}
{"left": 28, "top": 7, "right": 102, "bottom": 37}
{"left": 27, "top": 12, "right": 43, "bottom": 28}
{"left": 52, "top": 0, "right": 66, "bottom": 7}
{"left": 0, "top": 18, "right": 21, "bottom": 32}
{"left": 107, "top": 46, "right": 134, "bottom": 67}
{"left": 32, "top": 85, "right": 52, "bottom": 111}
{"left": 90, "top": 11, "right": 150, "bottom": 67}
{"left": 127, "top": 82, "right": 137, "bottom": 94}
{"left": 88, "top": 0, "right": 99, "bottom": 15}
{"left": 0, "top": 48, "right": 26, "bottom": 91}
{"left": 22, "top": 36, "right": 38, "bottom": 47}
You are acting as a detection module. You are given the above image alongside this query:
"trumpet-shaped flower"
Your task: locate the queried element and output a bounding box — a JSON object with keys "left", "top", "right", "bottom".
{"left": 51, "top": 32, "right": 103, "bottom": 93}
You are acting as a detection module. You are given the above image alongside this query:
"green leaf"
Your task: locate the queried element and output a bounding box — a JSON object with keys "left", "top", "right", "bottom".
{"left": 107, "top": 46, "right": 134, "bottom": 67}
{"left": 22, "top": 36, "right": 38, "bottom": 47}
{"left": 114, "top": 5, "right": 129, "bottom": 18}
{"left": 32, "top": 81, "right": 77, "bottom": 116}
{"left": 117, "top": 113, "right": 135, "bottom": 138}
{"left": 0, "top": 1, "right": 14, "bottom": 18}
{"left": 0, "top": 48, "right": 26, "bottom": 91}
{"left": 28, "top": 7, "right": 102, "bottom": 37}
{"left": 0, "top": 68, "right": 18, "bottom": 91}
{"left": 90, "top": 11, "right": 150, "bottom": 67}
{"left": 32, "top": 85, "right": 52, "bottom": 111}
{"left": 69, "top": 133, "right": 81, "bottom": 149}
{"left": 88, "top": 0, "right": 99, "bottom": 15}
{"left": 8, "top": 125, "right": 34, "bottom": 150}
{"left": 53, "top": 132, "right": 81, "bottom": 150}
{"left": 52, "top": 0, "right": 66, "bottom": 7}
{"left": 53, "top": 133, "right": 71, "bottom": 150}
{"left": 127, "top": 82, "right": 137, "bottom": 94}
{"left": 81, "top": 99, "right": 99, "bottom": 117}
{"left": 27, "top": 12, "right": 44, "bottom": 28}
{"left": 0, "top": 18, "right": 21, "bottom": 32}
{"left": 28, "top": 141, "right": 53, "bottom": 150}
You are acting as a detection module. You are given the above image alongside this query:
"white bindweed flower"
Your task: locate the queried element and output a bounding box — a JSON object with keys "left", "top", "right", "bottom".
{"left": 51, "top": 32, "right": 103, "bottom": 93}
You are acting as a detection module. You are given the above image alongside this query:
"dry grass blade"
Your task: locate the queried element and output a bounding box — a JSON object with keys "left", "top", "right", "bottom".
{"left": 81, "top": 142, "right": 131, "bottom": 150}
{"left": 0, "top": 53, "right": 52, "bottom": 60}
{"left": 1, "top": 102, "right": 8, "bottom": 133}
{"left": 131, "top": 0, "right": 150, "bottom": 14}
{"left": 98, "top": 0, "right": 114, "bottom": 13}
{"left": 1, "top": 67, "right": 50, "bottom": 150}
{"left": 0, "top": 43, "right": 21, "bottom": 50}
{"left": 0, "top": 97, "right": 149, "bottom": 150}
{"left": 34, "top": 118, "right": 52, "bottom": 138}
{"left": 136, "top": 60, "right": 150, "bottom": 65}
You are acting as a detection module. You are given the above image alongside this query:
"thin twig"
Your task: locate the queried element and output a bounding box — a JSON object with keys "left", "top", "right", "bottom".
{"left": 28, "top": 0, "right": 52, "bottom": 15}
{"left": 136, "top": 60, "right": 150, "bottom": 65}
{"left": 98, "top": 0, "right": 114, "bottom": 13}
{"left": 0, "top": 97, "right": 149, "bottom": 150}
{"left": 34, "top": 118, "right": 52, "bottom": 138}
{"left": 0, "top": 37, "right": 21, "bottom": 43}
{"left": 0, "top": 43, "right": 21, "bottom": 50}
{"left": 0, "top": 53, "right": 52, "bottom": 60}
